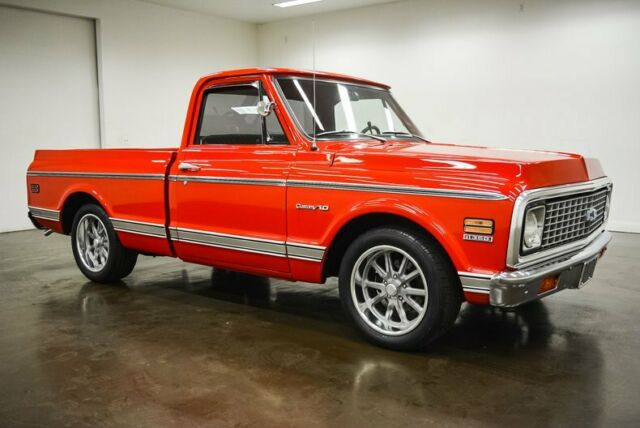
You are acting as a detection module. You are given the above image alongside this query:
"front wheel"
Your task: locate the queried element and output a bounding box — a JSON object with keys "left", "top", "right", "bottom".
{"left": 71, "top": 204, "right": 138, "bottom": 283}
{"left": 339, "top": 227, "right": 462, "bottom": 350}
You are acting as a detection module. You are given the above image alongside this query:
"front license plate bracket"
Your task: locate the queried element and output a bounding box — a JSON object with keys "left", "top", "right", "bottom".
{"left": 557, "top": 256, "right": 598, "bottom": 290}
{"left": 579, "top": 257, "right": 598, "bottom": 288}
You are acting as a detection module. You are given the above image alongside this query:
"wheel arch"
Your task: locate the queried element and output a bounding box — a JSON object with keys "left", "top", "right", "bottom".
{"left": 322, "top": 205, "right": 467, "bottom": 281}
{"left": 60, "top": 188, "right": 112, "bottom": 234}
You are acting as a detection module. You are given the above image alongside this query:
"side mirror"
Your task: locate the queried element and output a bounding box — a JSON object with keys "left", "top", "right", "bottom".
{"left": 256, "top": 100, "right": 274, "bottom": 117}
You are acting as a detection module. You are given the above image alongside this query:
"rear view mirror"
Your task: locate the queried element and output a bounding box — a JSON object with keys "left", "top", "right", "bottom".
{"left": 256, "top": 100, "right": 274, "bottom": 117}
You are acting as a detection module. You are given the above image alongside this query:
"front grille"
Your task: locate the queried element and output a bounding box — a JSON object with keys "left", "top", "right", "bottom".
{"left": 539, "top": 187, "right": 609, "bottom": 250}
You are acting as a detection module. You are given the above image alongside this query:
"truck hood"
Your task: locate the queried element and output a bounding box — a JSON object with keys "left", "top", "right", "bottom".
{"left": 329, "top": 141, "right": 605, "bottom": 199}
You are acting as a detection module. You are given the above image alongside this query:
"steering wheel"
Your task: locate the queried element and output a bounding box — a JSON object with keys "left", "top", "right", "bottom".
{"left": 361, "top": 121, "right": 381, "bottom": 135}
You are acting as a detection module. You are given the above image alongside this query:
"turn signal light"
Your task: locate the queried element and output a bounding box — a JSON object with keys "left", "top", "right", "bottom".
{"left": 539, "top": 275, "right": 559, "bottom": 294}
{"left": 463, "top": 218, "right": 494, "bottom": 235}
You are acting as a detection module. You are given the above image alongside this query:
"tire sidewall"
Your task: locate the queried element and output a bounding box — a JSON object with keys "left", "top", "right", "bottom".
{"left": 71, "top": 204, "right": 119, "bottom": 282}
{"left": 339, "top": 228, "right": 449, "bottom": 350}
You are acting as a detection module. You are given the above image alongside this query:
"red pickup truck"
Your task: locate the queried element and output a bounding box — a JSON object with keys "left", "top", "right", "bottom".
{"left": 27, "top": 68, "right": 612, "bottom": 350}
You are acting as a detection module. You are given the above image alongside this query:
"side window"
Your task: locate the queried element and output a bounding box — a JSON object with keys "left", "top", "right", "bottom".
{"left": 197, "top": 85, "right": 261, "bottom": 145}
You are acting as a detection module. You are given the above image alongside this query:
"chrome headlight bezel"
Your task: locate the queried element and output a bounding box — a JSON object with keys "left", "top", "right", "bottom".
{"left": 520, "top": 205, "right": 546, "bottom": 254}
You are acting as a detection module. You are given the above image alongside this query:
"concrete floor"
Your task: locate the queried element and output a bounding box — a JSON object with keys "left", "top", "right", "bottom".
{"left": 0, "top": 230, "right": 638, "bottom": 427}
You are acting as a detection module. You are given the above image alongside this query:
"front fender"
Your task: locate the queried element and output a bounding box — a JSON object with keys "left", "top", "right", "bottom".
{"left": 324, "top": 196, "right": 470, "bottom": 271}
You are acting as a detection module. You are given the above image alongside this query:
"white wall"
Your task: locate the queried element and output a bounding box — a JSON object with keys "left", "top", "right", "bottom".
{"left": 1, "top": 0, "right": 257, "bottom": 151}
{"left": 0, "top": 6, "right": 100, "bottom": 233}
{"left": 0, "top": 0, "right": 257, "bottom": 231}
{"left": 2, "top": 0, "right": 639, "bottom": 233}
{"left": 258, "top": 0, "right": 640, "bottom": 233}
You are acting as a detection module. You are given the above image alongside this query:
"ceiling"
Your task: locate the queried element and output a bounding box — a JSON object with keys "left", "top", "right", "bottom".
{"left": 140, "top": 0, "right": 398, "bottom": 23}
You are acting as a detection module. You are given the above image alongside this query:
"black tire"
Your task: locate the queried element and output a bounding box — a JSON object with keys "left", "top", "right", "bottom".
{"left": 71, "top": 204, "right": 138, "bottom": 283}
{"left": 338, "top": 227, "right": 462, "bottom": 351}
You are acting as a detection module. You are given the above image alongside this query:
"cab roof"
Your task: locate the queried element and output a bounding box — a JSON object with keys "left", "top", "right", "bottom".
{"left": 199, "top": 67, "right": 390, "bottom": 89}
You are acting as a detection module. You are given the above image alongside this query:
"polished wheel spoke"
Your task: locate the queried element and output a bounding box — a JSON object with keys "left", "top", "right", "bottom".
{"left": 384, "top": 302, "right": 393, "bottom": 322}
{"left": 369, "top": 293, "right": 386, "bottom": 306}
{"left": 84, "top": 248, "right": 93, "bottom": 266}
{"left": 405, "top": 287, "right": 426, "bottom": 296}
{"left": 76, "top": 214, "right": 110, "bottom": 272}
{"left": 396, "top": 301, "right": 409, "bottom": 324}
{"left": 372, "top": 260, "right": 387, "bottom": 278}
{"left": 351, "top": 245, "right": 429, "bottom": 336}
{"left": 359, "top": 292, "right": 386, "bottom": 312}
{"left": 403, "top": 269, "right": 420, "bottom": 283}
{"left": 364, "top": 280, "right": 385, "bottom": 291}
{"left": 397, "top": 255, "right": 408, "bottom": 275}
{"left": 405, "top": 296, "right": 422, "bottom": 313}
{"left": 384, "top": 252, "right": 392, "bottom": 274}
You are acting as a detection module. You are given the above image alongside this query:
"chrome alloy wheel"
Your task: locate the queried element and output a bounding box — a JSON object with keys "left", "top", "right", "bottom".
{"left": 76, "top": 214, "right": 110, "bottom": 272}
{"left": 350, "top": 245, "right": 429, "bottom": 336}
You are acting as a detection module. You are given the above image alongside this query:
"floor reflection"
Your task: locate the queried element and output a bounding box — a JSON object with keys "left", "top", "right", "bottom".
{"left": 74, "top": 271, "right": 566, "bottom": 352}
{"left": 55, "top": 269, "right": 605, "bottom": 426}
{"left": 444, "top": 301, "right": 553, "bottom": 351}
{"left": 153, "top": 267, "right": 345, "bottom": 323}
{"left": 4, "top": 230, "right": 633, "bottom": 426}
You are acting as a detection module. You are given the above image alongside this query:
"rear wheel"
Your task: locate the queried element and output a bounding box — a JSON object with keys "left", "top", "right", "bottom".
{"left": 339, "top": 227, "right": 462, "bottom": 350}
{"left": 71, "top": 204, "right": 138, "bottom": 283}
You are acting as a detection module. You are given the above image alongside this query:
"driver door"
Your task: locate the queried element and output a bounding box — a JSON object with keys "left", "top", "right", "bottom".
{"left": 169, "top": 77, "right": 294, "bottom": 274}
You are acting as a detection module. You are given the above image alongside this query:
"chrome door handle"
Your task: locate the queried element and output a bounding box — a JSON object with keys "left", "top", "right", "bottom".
{"left": 178, "top": 162, "right": 201, "bottom": 172}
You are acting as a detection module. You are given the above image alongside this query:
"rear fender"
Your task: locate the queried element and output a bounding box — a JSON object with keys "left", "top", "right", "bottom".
{"left": 59, "top": 184, "right": 113, "bottom": 218}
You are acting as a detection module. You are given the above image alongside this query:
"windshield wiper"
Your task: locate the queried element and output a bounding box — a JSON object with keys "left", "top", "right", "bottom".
{"left": 316, "top": 130, "right": 387, "bottom": 142}
{"left": 382, "top": 131, "right": 431, "bottom": 143}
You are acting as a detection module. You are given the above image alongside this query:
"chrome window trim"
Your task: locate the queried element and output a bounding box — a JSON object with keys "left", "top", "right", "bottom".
{"left": 27, "top": 171, "right": 165, "bottom": 180}
{"left": 276, "top": 75, "right": 388, "bottom": 94}
{"left": 506, "top": 177, "right": 612, "bottom": 269}
{"left": 203, "top": 82, "right": 260, "bottom": 91}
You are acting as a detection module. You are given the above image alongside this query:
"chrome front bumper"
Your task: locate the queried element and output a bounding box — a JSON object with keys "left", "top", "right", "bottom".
{"left": 461, "top": 231, "right": 612, "bottom": 307}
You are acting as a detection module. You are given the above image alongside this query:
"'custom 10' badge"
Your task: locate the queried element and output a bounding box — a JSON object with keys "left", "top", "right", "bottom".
{"left": 296, "top": 203, "right": 329, "bottom": 211}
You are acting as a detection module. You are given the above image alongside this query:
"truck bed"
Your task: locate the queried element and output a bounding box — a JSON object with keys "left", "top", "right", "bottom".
{"left": 27, "top": 148, "right": 177, "bottom": 256}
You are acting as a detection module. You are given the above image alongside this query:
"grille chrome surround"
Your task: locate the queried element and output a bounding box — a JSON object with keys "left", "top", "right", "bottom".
{"left": 539, "top": 188, "right": 609, "bottom": 251}
{"left": 507, "top": 177, "right": 612, "bottom": 269}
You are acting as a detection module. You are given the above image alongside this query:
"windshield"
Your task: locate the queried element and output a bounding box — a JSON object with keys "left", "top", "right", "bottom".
{"left": 275, "top": 77, "right": 422, "bottom": 140}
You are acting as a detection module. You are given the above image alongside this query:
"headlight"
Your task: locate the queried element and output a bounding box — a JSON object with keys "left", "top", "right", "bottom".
{"left": 522, "top": 206, "right": 545, "bottom": 251}
{"left": 604, "top": 192, "right": 611, "bottom": 221}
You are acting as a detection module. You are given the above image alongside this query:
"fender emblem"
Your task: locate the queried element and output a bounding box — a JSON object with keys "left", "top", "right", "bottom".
{"left": 296, "top": 203, "right": 329, "bottom": 211}
{"left": 463, "top": 233, "right": 494, "bottom": 243}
